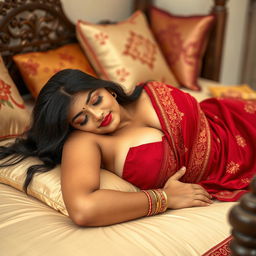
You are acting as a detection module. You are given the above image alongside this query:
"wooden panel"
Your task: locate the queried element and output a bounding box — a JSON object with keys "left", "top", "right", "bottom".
{"left": 202, "top": 0, "right": 228, "bottom": 81}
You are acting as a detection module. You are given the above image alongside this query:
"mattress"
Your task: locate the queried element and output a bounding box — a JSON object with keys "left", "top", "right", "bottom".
{"left": 0, "top": 183, "right": 235, "bottom": 256}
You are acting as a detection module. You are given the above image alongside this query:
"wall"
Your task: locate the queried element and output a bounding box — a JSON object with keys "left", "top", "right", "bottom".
{"left": 61, "top": 0, "right": 133, "bottom": 23}
{"left": 220, "top": 0, "right": 249, "bottom": 85}
{"left": 61, "top": 0, "right": 249, "bottom": 85}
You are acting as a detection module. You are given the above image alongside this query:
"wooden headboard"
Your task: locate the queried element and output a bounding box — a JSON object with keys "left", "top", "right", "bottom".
{"left": 0, "top": 0, "right": 227, "bottom": 93}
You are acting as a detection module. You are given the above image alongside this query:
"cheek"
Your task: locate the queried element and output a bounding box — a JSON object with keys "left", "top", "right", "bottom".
{"left": 110, "top": 98, "right": 120, "bottom": 111}
{"left": 105, "top": 97, "right": 115, "bottom": 108}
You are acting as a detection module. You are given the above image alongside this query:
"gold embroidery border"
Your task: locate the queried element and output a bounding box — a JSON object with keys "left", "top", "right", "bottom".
{"left": 214, "top": 190, "right": 246, "bottom": 200}
{"left": 146, "top": 82, "right": 183, "bottom": 182}
{"left": 202, "top": 235, "right": 232, "bottom": 256}
{"left": 147, "top": 82, "right": 211, "bottom": 183}
{"left": 187, "top": 106, "right": 211, "bottom": 182}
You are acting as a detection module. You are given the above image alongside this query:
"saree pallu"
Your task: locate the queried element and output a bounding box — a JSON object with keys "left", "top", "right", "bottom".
{"left": 144, "top": 81, "right": 256, "bottom": 201}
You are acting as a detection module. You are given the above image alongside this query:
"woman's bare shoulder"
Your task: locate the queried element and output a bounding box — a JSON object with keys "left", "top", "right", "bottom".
{"left": 62, "top": 131, "right": 102, "bottom": 159}
{"left": 65, "top": 131, "right": 100, "bottom": 146}
{"left": 61, "top": 131, "right": 102, "bottom": 171}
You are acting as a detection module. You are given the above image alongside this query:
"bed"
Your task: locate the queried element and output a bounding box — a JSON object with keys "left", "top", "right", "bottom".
{"left": 0, "top": 0, "right": 255, "bottom": 255}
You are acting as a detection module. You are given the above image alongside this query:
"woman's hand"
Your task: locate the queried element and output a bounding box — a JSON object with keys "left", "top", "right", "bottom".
{"left": 163, "top": 167, "right": 213, "bottom": 209}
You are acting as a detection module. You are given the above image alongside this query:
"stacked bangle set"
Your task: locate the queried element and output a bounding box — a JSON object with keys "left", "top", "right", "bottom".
{"left": 142, "top": 189, "right": 168, "bottom": 216}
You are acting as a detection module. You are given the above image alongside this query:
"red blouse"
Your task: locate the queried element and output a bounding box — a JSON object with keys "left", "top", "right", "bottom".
{"left": 122, "top": 136, "right": 172, "bottom": 189}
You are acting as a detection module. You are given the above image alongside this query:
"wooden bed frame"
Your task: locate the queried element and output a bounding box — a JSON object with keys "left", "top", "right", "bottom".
{"left": 1, "top": 0, "right": 255, "bottom": 254}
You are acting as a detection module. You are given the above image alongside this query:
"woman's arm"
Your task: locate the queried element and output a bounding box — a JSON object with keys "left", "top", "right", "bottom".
{"left": 61, "top": 132, "right": 149, "bottom": 226}
{"left": 61, "top": 133, "right": 213, "bottom": 227}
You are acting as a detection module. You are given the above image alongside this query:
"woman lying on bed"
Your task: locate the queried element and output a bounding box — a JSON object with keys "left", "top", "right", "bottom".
{"left": 1, "top": 69, "right": 256, "bottom": 226}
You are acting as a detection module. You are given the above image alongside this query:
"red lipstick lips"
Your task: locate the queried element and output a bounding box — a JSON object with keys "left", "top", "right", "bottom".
{"left": 100, "top": 113, "right": 112, "bottom": 127}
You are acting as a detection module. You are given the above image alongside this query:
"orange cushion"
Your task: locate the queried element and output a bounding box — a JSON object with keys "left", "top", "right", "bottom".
{"left": 149, "top": 6, "right": 215, "bottom": 91}
{"left": 13, "top": 43, "right": 97, "bottom": 98}
{"left": 76, "top": 11, "right": 178, "bottom": 94}
{"left": 0, "top": 56, "right": 30, "bottom": 140}
{"left": 209, "top": 84, "right": 256, "bottom": 100}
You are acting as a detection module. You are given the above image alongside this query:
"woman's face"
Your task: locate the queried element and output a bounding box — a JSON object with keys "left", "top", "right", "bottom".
{"left": 68, "top": 88, "right": 121, "bottom": 134}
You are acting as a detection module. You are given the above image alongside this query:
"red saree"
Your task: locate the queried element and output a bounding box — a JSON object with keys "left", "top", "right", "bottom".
{"left": 143, "top": 81, "right": 256, "bottom": 201}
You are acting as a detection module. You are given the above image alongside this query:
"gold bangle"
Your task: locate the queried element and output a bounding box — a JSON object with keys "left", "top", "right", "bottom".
{"left": 141, "top": 190, "right": 153, "bottom": 216}
{"left": 152, "top": 189, "right": 161, "bottom": 214}
{"left": 157, "top": 189, "right": 168, "bottom": 212}
{"left": 149, "top": 190, "right": 158, "bottom": 215}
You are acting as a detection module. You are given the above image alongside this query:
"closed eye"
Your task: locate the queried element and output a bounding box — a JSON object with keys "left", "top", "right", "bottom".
{"left": 79, "top": 115, "right": 88, "bottom": 126}
{"left": 92, "top": 96, "right": 103, "bottom": 106}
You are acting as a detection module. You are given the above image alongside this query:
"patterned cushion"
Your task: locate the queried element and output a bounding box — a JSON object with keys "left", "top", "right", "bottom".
{"left": 13, "top": 43, "right": 97, "bottom": 98}
{"left": 209, "top": 84, "right": 256, "bottom": 100}
{"left": 0, "top": 56, "right": 30, "bottom": 140}
{"left": 76, "top": 11, "right": 178, "bottom": 94}
{"left": 149, "top": 6, "right": 215, "bottom": 91}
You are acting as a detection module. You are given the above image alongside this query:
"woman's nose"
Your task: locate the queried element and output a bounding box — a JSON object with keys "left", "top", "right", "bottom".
{"left": 88, "top": 109, "right": 103, "bottom": 121}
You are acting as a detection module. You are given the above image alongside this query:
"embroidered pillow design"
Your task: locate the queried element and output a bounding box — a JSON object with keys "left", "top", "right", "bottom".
{"left": 76, "top": 11, "right": 178, "bottom": 94}
{"left": 13, "top": 43, "right": 97, "bottom": 98}
{"left": 0, "top": 56, "right": 30, "bottom": 140}
{"left": 149, "top": 6, "right": 215, "bottom": 91}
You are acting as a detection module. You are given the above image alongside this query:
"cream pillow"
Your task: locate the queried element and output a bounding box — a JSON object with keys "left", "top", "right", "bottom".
{"left": 0, "top": 56, "right": 30, "bottom": 140}
{"left": 0, "top": 139, "right": 139, "bottom": 216}
{"left": 76, "top": 11, "right": 178, "bottom": 94}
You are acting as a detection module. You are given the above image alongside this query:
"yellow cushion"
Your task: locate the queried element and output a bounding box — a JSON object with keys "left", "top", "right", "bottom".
{"left": 209, "top": 84, "right": 256, "bottom": 100}
{"left": 13, "top": 43, "right": 97, "bottom": 98}
{"left": 0, "top": 56, "right": 30, "bottom": 140}
{"left": 0, "top": 139, "right": 139, "bottom": 215}
{"left": 149, "top": 6, "right": 215, "bottom": 91}
{"left": 76, "top": 11, "right": 178, "bottom": 94}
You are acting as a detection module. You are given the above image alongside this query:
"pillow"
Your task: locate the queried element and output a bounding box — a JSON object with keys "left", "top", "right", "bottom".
{"left": 209, "top": 84, "right": 256, "bottom": 100}
{"left": 76, "top": 11, "right": 178, "bottom": 94}
{"left": 0, "top": 56, "right": 30, "bottom": 140}
{"left": 0, "top": 139, "right": 139, "bottom": 216}
{"left": 149, "top": 6, "right": 215, "bottom": 91}
{"left": 13, "top": 43, "right": 97, "bottom": 98}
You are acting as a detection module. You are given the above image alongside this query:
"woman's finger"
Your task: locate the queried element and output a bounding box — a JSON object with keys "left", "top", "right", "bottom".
{"left": 192, "top": 200, "right": 212, "bottom": 207}
{"left": 192, "top": 184, "right": 212, "bottom": 198}
{"left": 194, "top": 194, "right": 213, "bottom": 204}
{"left": 193, "top": 188, "right": 212, "bottom": 199}
{"left": 169, "top": 166, "right": 186, "bottom": 180}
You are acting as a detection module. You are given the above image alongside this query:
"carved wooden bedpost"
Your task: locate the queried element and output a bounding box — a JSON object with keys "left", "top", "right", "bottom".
{"left": 229, "top": 176, "right": 256, "bottom": 256}
{"left": 133, "top": 0, "right": 153, "bottom": 19}
{"left": 202, "top": 0, "right": 228, "bottom": 81}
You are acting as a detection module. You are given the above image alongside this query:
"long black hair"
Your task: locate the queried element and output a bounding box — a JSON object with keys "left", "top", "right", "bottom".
{"left": 0, "top": 69, "right": 144, "bottom": 192}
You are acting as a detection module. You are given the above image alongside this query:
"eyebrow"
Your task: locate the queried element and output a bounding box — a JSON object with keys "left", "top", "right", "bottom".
{"left": 71, "top": 89, "right": 96, "bottom": 123}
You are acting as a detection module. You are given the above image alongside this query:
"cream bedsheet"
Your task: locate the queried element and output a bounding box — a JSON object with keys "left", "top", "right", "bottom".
{"left": 0, "top": 183, "right": 235, "bottom": 256}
